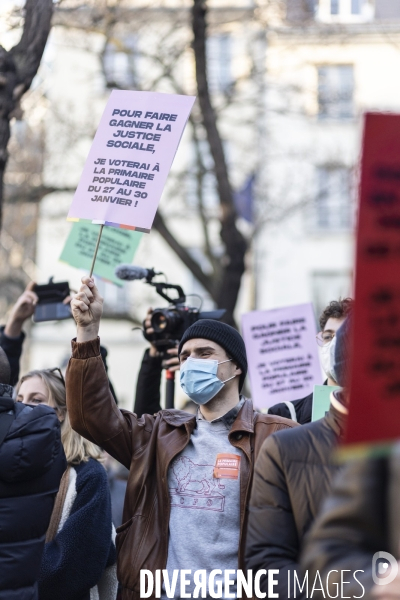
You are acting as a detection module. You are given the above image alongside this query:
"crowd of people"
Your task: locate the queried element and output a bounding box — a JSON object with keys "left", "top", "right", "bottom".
{"left": 0, "top": 276, "right": 395, "bottom": 600}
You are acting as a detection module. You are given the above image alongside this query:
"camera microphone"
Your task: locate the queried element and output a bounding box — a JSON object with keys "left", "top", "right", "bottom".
{"left": 115, "top": 264, "right": 159, "bottom": 281}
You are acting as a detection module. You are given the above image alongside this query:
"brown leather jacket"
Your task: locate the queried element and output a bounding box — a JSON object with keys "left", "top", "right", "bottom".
{"left": 66, "top": 337, "right": 298, "bottom": 600}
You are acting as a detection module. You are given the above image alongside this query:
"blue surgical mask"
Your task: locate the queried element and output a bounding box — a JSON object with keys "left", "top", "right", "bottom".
{"left": 180, "top": 357, "right": 236, "bottom": 405}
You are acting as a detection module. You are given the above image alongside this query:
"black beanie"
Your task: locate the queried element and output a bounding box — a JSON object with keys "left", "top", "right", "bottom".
{"left": 178, "top": 319, "right": 248, "bottom": 391}
{"left": 334, "top": 314, "right": 352, "bottom": 387}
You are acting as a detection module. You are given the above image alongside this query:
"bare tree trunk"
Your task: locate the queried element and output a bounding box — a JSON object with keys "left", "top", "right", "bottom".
{"left": 192, "top": 0, "right": 247, "bottom": 326}
{"left": 0, "top": 0, "right": 53, "bottom": 230}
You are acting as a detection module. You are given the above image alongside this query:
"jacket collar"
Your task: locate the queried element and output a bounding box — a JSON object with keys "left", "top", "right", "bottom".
{"left": 160, "top": 397, "right": 254, "bottom": 433}
{"left": 229, "top": 397, "right": 254, "bottom": 435}
{"left": 325, "top": 402, "right": 347, "bottom": 438}
{"left": 197, "top": 397, "right": 245, "bottom": 427}
{"left": 161, "top": 409, "right": 197, "bottom": 428}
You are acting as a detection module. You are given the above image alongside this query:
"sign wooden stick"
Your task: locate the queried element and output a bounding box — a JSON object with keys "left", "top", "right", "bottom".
{"left": 89, "top": 224, "right": 104, "bottom": 278}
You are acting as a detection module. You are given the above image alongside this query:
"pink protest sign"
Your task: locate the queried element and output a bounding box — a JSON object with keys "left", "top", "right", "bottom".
{"left": 242, "top": 303, "right": 322, "bottom": 409}
{"left": 67, "top": 90, "right": 195, "bottom": 232}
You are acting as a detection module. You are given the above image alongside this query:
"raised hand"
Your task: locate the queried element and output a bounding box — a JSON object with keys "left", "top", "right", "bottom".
{"left": 4, "top": 281, "right": 38, "bottom": 338}
{"left": 144, "top": 308, "right": 180, "bottom": 370}
{"left": 71, "top": 277, "right": 103, "bottom": 342}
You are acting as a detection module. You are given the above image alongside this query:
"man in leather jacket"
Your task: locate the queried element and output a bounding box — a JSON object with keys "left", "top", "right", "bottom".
{"left": 245, "top": 316, "right": 351, "bottom": 599}
{"left": 66, "top": 276, "right": 297, "bottom": 600}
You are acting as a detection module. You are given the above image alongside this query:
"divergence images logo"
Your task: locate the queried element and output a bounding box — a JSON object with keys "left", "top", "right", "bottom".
{"left": 372, "top": 552, "right": 398, "bottom": 586}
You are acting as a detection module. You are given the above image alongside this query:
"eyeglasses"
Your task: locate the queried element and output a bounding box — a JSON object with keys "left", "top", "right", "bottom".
{"left": 47, "top": 367, "right": 65, "bottom": 386}
{"left": 316, "top": 331, "right": 336, "bottom": 347}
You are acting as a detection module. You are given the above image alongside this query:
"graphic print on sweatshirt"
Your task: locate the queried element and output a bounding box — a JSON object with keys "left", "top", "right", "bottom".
{"left": 169, "top": 452, "right": 240, "bottom": 512}
{"left": 164, "top": 417, "right": 243, "bottom": 599}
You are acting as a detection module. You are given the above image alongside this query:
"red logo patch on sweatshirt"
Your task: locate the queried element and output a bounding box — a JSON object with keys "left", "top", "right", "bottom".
{"left": 213, "top": 453, "right": 241, "bottom": 479}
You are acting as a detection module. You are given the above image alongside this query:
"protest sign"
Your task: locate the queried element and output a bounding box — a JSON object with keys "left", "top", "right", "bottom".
{"left": 242, "top": 303, "right": 322, "bottom": 410}
{"left": 59, "top": 220, "right": 142, "bottom": 285}
{"left": 312, "top": 385, "right": 339, "bottom": 422}
{"left": 67, "top": 90, "right": 195, "bottom": 233}
{"left": 344, "top": 113, "right": 400, "bottom": 450}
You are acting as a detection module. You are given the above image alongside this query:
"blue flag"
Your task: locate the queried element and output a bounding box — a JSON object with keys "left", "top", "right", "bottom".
{"left": 234, "top": 174, "right": 255, "bottom": 223}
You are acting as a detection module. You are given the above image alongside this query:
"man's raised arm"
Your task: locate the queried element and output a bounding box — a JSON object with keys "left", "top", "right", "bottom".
{"left": 66, "top": 276, "right": 151, "bottom": 469}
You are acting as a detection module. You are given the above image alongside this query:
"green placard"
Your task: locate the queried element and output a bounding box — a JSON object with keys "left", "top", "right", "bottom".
{"left": 59, "top": 221, "right": 143, "bottom": 286}
{"left": 312, "top": 385, "right": 340, "bottom": 422}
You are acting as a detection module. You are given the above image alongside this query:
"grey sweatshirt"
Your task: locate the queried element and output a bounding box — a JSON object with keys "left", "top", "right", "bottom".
{"left": 163, "top": 399, "right": 245, "bottom": 599}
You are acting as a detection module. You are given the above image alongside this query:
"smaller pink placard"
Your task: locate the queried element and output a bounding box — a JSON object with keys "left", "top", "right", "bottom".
{"left": 242, "top": 303, "right": 322, "bottom": 410}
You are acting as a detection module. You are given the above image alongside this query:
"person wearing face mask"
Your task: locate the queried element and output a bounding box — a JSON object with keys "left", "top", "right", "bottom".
{"left": 245, "top": 315, "right": 352, "bottom": 599}
{"left": 267, "top": 298, "right": 353, "bottom": 423}
{"left": 66, "top": 276, "right": 297, "bottom": 600}
{"left": 16, "top": 368, "right": 118, "bottom": 600}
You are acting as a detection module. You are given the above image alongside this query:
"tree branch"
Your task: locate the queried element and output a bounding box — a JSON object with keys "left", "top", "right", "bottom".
{"left": 153, "top": 211, "right": 214, "bottom": 296}
{"left": 0, "top": 0, "right": 53, "bottom": 231}
{"left": 10, "top": 0, "right": 54, "bottom": 95}
{"left": 192, "top": 0, "right": 247, "bottom": 324}
{"left": 192, "top": 0, "right": 234, "bottom": 216}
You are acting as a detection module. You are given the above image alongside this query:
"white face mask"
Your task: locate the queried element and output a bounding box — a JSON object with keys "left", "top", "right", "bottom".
{"left": 319, "top": 336, "right": 337, "bottom": 382}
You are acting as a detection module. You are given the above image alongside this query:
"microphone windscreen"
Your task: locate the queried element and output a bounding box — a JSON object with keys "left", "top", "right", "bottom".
{"left": 115, "top": 264, "right": 148, "bottom": 281}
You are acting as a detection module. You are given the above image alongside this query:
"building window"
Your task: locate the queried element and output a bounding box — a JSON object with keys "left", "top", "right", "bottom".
{"left": 331, "top": 0, "right": 363, "bottom": 13}
{"left": 103, "top": 37, "right": 139, "bottom": 89}
{"left": 351, "top": 0, "right": 362, "bottom": 14}
{"left": 330, "top": 0, "right": 340, "bottom": 14}
{"left": 318, "top": 65, "right": 354, "bottom": 119}
{"left": 312, "top": 271, "right": 353, "bottom": 321}
{"left": 318, "top": 0, "right": 373, "bottom": 21}
{"left": 315, "top": 166, "right": 353, "bottom": 231}
{"left": 207, "top": 34, "right": 233, "bottom": 94}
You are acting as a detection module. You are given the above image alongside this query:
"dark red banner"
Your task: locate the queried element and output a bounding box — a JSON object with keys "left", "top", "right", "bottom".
{"left": 345, "top": 113, "right": 400, "bottom": 446}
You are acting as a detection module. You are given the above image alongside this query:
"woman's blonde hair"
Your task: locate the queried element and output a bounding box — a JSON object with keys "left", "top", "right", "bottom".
{"left": 16, "top": 369, "right": 103, "bottom": 465}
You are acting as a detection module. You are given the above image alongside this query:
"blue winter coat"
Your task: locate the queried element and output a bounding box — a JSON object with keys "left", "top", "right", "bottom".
{"left": 38, "top": 458, "right": 117, "bottom": 600}
{"left": 0, "top": 395, "right": 66, "bottom": 600}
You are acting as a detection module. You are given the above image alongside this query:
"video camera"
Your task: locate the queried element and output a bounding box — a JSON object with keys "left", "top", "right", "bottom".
{"left": 115, "top": 265, "right": 225, "bottom": 352}
{"left": 145, "top": 283, "right": 225, "bottom": 352}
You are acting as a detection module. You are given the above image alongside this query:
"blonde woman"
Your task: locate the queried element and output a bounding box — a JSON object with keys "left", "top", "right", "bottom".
{"left": 16, "top": 368, "right": 117, "bottom": 600}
